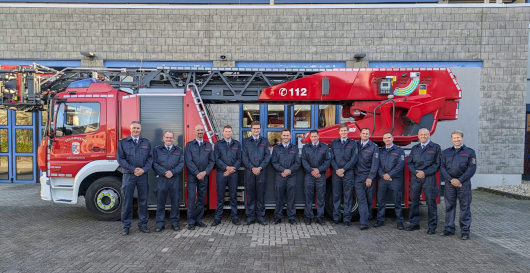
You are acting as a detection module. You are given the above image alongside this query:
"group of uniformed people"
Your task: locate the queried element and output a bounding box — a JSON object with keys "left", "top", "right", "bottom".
{"left": 117, "top": 120, "right": 476, "bottom": 240}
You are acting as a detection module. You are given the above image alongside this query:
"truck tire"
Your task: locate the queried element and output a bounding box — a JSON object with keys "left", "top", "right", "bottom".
{"left": 325, "top": 182, "right": 360, "bottom": 220}
{"left": 85, "top": 176, "right": 122, "bottom": 221}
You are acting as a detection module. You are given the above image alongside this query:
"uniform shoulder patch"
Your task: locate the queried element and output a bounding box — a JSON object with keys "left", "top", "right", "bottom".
{"left": 472, "top": 158, "right": 476, "bottom": 165}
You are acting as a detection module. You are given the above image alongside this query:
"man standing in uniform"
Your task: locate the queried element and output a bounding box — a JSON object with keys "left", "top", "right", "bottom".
{"left": 440, "top": 130, "right": 476, "bottom": 240}
{"left": 301, "top": 130, "right": 330, "bottom": 225}
{"left": 354, "top": 128, "right": 379, "bottom": 230}
{"left": 242, "top": 121, "right": 271, "bottom": 225}
{"left": 117, "top": 121, "right": 153, "bottom": 235}
{"left": 271, "top": 128, "right": 301, "bottom": 225}
{"left": 330, "top": 123, "right": 358, "bottom": 226}
{"left": 374, "top": 132, "right": 406, "bottom": 230}
{"left": 152, "top": 131, "right": 184, "bottom": 232}
{"left": 184, "top": 124, "right": 215, "bottom": 230}
{"left": 212, "top": 125, "right": 242, "bottom": 226}
{"left": 406, "top": 128, "right": 441, "bottom": 234}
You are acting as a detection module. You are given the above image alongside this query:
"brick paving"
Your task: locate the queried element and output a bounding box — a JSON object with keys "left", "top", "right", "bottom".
{"left": 0, "top": 184, "right": 528, "bottom": 273}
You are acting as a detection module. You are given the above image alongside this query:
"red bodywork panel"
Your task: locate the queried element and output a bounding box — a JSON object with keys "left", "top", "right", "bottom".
{"left": 259, "top": 68, "right": 461, "bottom": 146}
{"left": 261, "top": 68, "right": 458, "bottom": 206}
{"left": 46, "top": 84, "right": 119, "bottom": 179}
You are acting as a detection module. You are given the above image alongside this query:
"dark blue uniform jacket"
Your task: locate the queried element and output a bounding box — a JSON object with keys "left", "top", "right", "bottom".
{"left": 330, "top": 138, "right": 358, "bottom": 171}
{"left": 301, "top": 142, "right": 331, "bottom": 173}
{"left": 214, "top": 139, "right": 242, "bottom": 172}
{"left": 355, "top": 140, "right": 380, "bottom": 180}
{"left": 271, "top": 143, "right": 301, "bottom": 176}
{"left": 152, "top": 145, "right": 184, "bottom": 177}
{"left": 117, "top": 136, "right": 153, "bottom": 174}
{"left": 440, "top": 145, "right": 477, "bottom": 183}
{"left": 378, "top": 145, "right": 405, "bottom": 179}
{"left": 242, "top": 136, "right": 271, "bottom": 170}
{"left": 184, "top": 140, "right": 215, "bottom": 176}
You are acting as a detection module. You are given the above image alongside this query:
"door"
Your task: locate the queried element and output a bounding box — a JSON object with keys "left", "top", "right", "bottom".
{"left": 0, "top": 109, "right": 38, "bottom": 183}
{"left": 49, "top": 99, "right": 106, "bottom": 177}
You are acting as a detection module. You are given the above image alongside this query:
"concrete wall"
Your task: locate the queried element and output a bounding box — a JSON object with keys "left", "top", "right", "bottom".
{"left": 0, "top": 4, "right": 528, "bottom": 187}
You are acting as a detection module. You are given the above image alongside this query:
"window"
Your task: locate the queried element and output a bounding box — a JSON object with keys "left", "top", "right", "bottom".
{"left": 242, "top": 104, "right": 260, "bottom": 128}
{"left": 267, "top": 105, "right": 285, "bottom": 128}
{"left": 293, "top": 105, "right": 311, "bottom": 129}
{"left": 318, "top": 105, "right": 337, "bottom": 128}
{"left": 55, "top": 102, "right": 101, "bottom": 137}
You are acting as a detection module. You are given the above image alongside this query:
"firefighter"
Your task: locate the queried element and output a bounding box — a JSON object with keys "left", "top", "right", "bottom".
{"left": 301, "top": 130, "right": 331, "bottom": 225}
{"left": 406, "top": 128, "right": 441, "bottom": 234}
{"left": 271, "top": 128, "right": 301, "bottom": 225}
{"left": 374, "top": 132, "right": 405, "bottom": 230}
{"left": 152, "top": 131, "right": 184, "bottom": 232}
{"left": 354, "top": 128, "right": 379, "bottom": 230}
{"left": 242, "top": 121, "right": 271, "bottom": 225}
{"left": 117, "top": 120, "right": 153, "bottom": 236}
{"left": 184, "top": 124, "right": 215, "bottom": 230}
{"left": 330, "top": 123, "right": 358, "bottom": 226}
{"left": 212, "top": 125, "right": 242, "bottom": 226}
{"left": 440, "top": 130, "right": 476, "bottom": 240}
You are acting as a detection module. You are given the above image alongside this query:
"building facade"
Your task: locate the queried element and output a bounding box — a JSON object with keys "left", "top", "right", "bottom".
{"left": 0, "top": 3, "right": 528, "bottom": 187}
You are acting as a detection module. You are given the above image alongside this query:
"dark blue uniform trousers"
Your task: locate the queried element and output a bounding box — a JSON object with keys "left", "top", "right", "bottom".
{"left": 304, "top": 174, "right": 326, "bottom": 219}
{"left": 187, "top": 175, "right": 208, "bottom": 225}
{"left": 409, "top": 177, "right": 438, "bottom": 229}
{"left": 121, "top": 173, "right": 149, "bottom": 228}
{"left": 444, "top": 181, "right": 472, "bottom": 235}
{"left": 214, "top": 171, "right": 239, "bottom": 221}
{"left": 155, "top": 176, "right": 181, "bottom": 227}
{"left": 274, "top": 174, "right": 296, "bottom": 220}
{"left": 245, "top": 170, "right": 266, "bottom": 222}
{"left": 354, "top": 179, "right": 374, "bottom": 227}
{"left": 376, "top": 179, "right": 404, "bottom": 223}
{"left": 332, "top": 170, "right": 354, "bottom": 222}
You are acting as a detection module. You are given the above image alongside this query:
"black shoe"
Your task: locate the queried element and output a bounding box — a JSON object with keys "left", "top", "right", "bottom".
{"left": 212, "top": 219, "right": 221, "bottom": 226}
{"left": 288, "top": 219, "right": 296, "bottom": 225}
{"left": 245, "top": 220, "right": 256, "bottom": 225}
{"left": 187, "top": 224, "right": 195, "bottom": 230}
{"left": 406, "top": 225, "right": 420, "bottom": 231}
{"left": 232, "top": 219, "right": 241, "bottom": 226}
{"left": 304, "top": 218, "right": 312, "bottom": 225}
{"left": 461, "top": 234, "right": 470, "bottom": 240}
{"left": 273, "top": 219, "right": 282, "bottom": 225}
{"left": 171, "top": 225, "right": 180, "bottom": 231}
{"left": 360, "top": 225, "right": 369, "bottom": 230}
{"left": 344, "top": 222, "right": 352, "bottom": 227}
{"left": 257, "top": 220, "right": 268, "bottom": 226}
{"left": 195, "top": 222, "right": 207, "bottom": 228}
{"left": 122, "top": 228, "right": 129, "bottom": 236}
{"left": 427, "top": 228, "right": 436, "bottom": 235}
{"left": 373, "top": 221, "right": 384, "bottom": 228}
{"left": 155, "top": 226, "right": 165, "bottom": 232}
{"left": 332, "top": 220, "right": 340, "bottom": 225}
{"left": 440, "top": 230, "right": 455, "bottom": 236}
{"left": 139, "top": 226, "right": 151, "bottom": 233}
{"left": 315, "top": 218, "right": 324, "bottom": 225}
{"left": 397, "top": 222, "right": 405, "bottom": 230}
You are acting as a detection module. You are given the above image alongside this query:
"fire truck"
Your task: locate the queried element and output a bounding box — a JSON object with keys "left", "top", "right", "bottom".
{"left": 0, "top": 64, "right": 461, "bottom": 221}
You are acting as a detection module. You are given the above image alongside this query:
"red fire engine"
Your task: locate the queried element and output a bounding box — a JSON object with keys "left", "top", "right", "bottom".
{"left": 0, "top": 65, "right": 461, "bottom": 220}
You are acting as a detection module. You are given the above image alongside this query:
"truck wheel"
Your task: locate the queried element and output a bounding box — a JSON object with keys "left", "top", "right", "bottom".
{"left": 325, "top": 182, "right": 360, "bottom": 220}
{"left": 85, "top": 176, "right": 122, "bottom": 221}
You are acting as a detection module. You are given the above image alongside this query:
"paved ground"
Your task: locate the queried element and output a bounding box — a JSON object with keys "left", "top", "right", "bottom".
{"left": 0, "top": 184, "right": 529, "bottom": 273}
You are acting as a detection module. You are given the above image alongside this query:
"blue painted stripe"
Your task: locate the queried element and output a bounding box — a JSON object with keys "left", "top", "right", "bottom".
{"left": 236, "top": 61, "right": 346, "bottom": 69}
{"left": 276, "top": 0, "right": 437, "bottom": 3}
{"left": 370, "top": 61, "right": 483, "bottom": 68}
{"left": 0, "top": 0, "right": 268, "bottom": 3}
{"left": 104, "top": 60, "right": 213, "bottom": 68}
{"left": 0, "top": 60, "right": 81, "bottom": 67}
